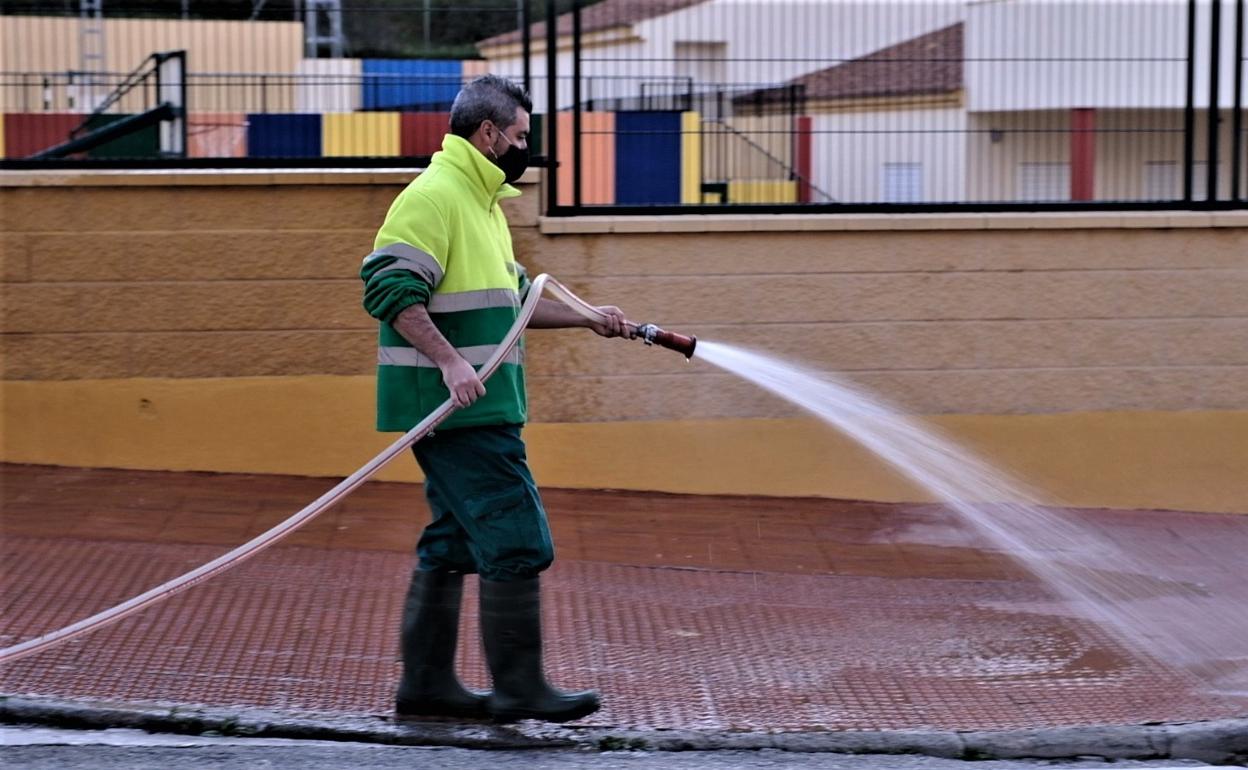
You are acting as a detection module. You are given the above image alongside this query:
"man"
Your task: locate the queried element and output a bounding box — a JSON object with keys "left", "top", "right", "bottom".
{"left": 360, "top": 75, "right": 630, "bottom": 724}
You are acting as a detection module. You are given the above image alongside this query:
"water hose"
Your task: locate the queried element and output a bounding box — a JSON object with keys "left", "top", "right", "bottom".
{"left": 0, "top": 274, "right": 695, "bottom": 665}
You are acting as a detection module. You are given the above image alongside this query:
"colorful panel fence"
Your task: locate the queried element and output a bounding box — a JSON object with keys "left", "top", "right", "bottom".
{"left": 614, "top": 111, "right": 683, "bottom": 205}
{"left": 323, "top": 112, "right": 401, "bottom": 157}
{"left": 246, "top": 114, "right": 322, "bottom": 158}
{"left": 728, "top": 180, "right": 799, "bottom": 203}
{"left": 82, "top": 113, "right": 160, "bottom": 158}
{"left": 296, "top": 59, "right": 363, "bottom": 113}
{"left": 362, "top": 60, "right": 462, "bottom": 111}
{"left": 400, "top": 112, "right": 450, "bottom": 156}
{"left": 557, "top": 112, "right": 616, "bottom": 205}
{"left": 3, "top": 113, "right": 79, "bottom": 158}
{"left": 3, "top": 105, "right": 810, "bottom": 209}
{"left": 188, "top": 113, "right": 248, "bottom": 158}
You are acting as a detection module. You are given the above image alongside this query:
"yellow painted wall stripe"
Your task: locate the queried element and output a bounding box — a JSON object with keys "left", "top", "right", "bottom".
{"left": 3, "top": 376, "right": 1247, "bottom": 515}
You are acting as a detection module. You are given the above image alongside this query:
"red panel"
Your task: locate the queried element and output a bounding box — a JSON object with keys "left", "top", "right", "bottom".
{"left": 557, "top": 112, "right": 616, "bottom": 206}
{"left": 399, "top": 112, "right": 450, "bottom": 157}
{"left": 4, "top": 113, "right": 81, "bottom": 159}
{"left": 1071, "top": 108, "right": 1096, "bottom": 201}
{"left": 188, "top": 113, "right": 248, "bottom": 159}
{"left": 795, "top": 116, "right": 813, "bottom": 204}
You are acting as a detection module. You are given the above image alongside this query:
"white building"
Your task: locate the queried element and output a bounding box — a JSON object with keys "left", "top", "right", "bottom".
{"left": 478, "top": 0, "right": 1246, "bottom": 204}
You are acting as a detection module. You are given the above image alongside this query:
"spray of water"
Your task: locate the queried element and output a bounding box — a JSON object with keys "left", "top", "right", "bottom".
{"left": 694, "top": 340, "right": 1247, "bottom": 693}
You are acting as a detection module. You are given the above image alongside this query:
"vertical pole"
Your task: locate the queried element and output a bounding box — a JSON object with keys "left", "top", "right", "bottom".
{"left": 796, "top": 115, "right": 813, "bottom": 203}
{"left": 179, "top": 51, "right": 188, "bottom": 159}
{"left": 545, "top": 0, "right": 559, "bottom": 215}
{"left": 521, "top": 0, "right": 532, "bottom": 96}
{"left": 1184, "top": 0, "right": 1197, "bottom": 201}
{"left": 788, "top": 83, "right": 797, "bottom": 179}
{"left": 1232, "top": 0, "right": 1244, "bottom": 200}
{"left": 573, "top": 0, "right": 583, "bottom": 209}
{"left": 1070, "top": 108, "right": 1096, "bottom": 201}
{"left": 1209, "top": 0, "right": 1224, "bottom": 202}
{"left": 423, "top": 0, "right": 432, "bottom": 53}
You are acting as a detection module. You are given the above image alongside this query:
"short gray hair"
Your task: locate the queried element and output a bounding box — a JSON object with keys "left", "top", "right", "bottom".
{"left": 450, "top": 75, "right": 532, "bottom": 139}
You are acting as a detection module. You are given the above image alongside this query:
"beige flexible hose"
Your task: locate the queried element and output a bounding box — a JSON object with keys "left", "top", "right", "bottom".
{"left": 0, "top": 274, "right": 613, "bottom": 665}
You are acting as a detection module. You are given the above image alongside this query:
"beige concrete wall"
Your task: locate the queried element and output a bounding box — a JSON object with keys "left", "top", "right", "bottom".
{"left": 2, "top": 171, "right": 1246, "bottom": 512}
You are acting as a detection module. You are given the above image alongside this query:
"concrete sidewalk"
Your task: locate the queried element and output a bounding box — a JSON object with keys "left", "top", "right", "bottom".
{"left": 2, "top": 464, "right": 1246, "bottom": 760}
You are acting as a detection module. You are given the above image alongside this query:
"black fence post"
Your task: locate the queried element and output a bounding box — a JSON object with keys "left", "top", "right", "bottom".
{"left": 1209, "top": 0, "right": 1223, "bottom": 202}
{"left": 545, "top": 0, "right": 559, "bottom": 215}
{"left": 522, "top": 0, "right": 532, "bottom": 97}
{"left": 1184, "top": 0, "right": 1197, "bottom": 202}
{"left": 1232, "top": 0, "right": 1244, "bottom": 201}
{"left": 788, "top": 83, "right": 798, "bottom": 181}
{"left": 573, "top": 0, "right": 583, "bottom": 210}
{"left": 178, "top": 51, "right": 188, "bottom": 161}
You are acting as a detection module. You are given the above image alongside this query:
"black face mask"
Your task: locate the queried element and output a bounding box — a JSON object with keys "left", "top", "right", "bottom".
{"left": 490, "top": 133, "right": 530, "bottom": 184}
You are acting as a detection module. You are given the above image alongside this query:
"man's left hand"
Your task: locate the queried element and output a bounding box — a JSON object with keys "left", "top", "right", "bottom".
{"left": 589, "top": 306, "right": 635, "bottom": 339}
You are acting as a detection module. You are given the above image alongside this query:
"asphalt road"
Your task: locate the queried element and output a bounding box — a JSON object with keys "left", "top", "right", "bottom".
{"left": 0, "top": 727, "right": 1227, "bottom": 770}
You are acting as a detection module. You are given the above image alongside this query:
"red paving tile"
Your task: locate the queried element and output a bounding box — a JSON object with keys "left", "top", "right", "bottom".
{"left": 2, "top": 463, "right": 1246, "bottom": 731}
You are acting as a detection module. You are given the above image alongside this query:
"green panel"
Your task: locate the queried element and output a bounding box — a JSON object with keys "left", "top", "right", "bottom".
{"left": 84, "top": 113, "right": 161, "bottom": 159}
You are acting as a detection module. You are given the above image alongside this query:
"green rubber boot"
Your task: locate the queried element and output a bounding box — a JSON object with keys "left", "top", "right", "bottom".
{"left": 479, "top": 576, "right": 601, "bottom": 723}
{"left": 394, "top": 570, "right": 489, "bottom": 719}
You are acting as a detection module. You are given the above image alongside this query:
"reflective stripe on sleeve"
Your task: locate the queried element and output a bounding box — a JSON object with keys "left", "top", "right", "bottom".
{"left": 378, "top": 344, "right": 523, "bottom": 368}
{"left": 426, "top": 288, "right": 521, "bottom": 314}
{"left": 363, "top": 243, "right": 444, "bottom": 287}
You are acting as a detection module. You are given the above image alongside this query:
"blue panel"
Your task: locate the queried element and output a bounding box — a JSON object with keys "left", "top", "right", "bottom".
{"left": 362, "top": 60, "right": 462, "bottom": 111}
{"left": 247, "top": 114, "right": 322, "bottom": 158}
{"left": 614, "top": 112, "right": 682, "bottom": 205}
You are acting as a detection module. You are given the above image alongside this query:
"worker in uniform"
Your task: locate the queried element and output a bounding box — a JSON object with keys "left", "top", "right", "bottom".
{"left": 360, "top": 74, "right": 631, "bottom": 723}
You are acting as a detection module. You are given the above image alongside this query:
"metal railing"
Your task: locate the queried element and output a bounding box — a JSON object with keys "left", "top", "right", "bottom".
{"left": 545, "top": 0, "right": 1247, "bottom": 213}
{"left": 1, "top": 1, "right": 1244, "bottom": 212}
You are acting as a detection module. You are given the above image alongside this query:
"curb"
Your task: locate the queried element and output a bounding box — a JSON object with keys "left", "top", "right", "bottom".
{"left": 2, "top": 696, "right": 1245, "bottom": 762}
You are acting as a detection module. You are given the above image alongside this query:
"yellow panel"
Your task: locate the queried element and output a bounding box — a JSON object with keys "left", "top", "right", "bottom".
{"left": 681, "top": 111, "right": 701, "bottom": 204}
{"left": 728, "top": 179, "right": 797, "bottom": 203}
{"left": 322, "top": 112, "right": 401, "bottom": 157}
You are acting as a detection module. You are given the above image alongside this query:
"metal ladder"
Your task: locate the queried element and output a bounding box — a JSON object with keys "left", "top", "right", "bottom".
{"left": 305, "top": 0, "right": 345, "bottom": 59}
{"left": 77, "top": 0, "right": 107, "bottom": 112}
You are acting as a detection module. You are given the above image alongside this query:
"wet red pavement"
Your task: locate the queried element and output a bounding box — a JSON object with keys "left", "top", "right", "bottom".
{"left": 2, "top": 462, "right": 1246, "bottom": 732}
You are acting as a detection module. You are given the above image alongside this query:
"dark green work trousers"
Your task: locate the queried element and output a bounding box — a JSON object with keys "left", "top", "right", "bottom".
{"left": 411, "top": 424, "right": 554, "bottom": 582}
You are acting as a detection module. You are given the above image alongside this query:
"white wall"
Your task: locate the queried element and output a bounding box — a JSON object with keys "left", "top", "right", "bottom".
{"left": 811, "top": 105, "right": 967, "bottom": 203}
{"left": 967, "top": 0, "right": 1246, "bottom": 112}
{"left": 966, "top": 109, "right": 1244, "bottom": 201}
{"left": 485, "top": 0, "right": 965, "bottom": 112}
{"left": 295, "top": 59, "right": 362, "bottom": 112}
{"left": 636, "top": 0, "right": 964, "bottom": 93}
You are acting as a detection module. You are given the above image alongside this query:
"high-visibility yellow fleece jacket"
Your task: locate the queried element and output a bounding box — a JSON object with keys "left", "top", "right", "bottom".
{"left": 360, "top": 133, "right": 531, "bottom": 432}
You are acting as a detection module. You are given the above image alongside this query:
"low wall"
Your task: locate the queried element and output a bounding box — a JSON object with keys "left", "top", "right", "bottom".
{"left": 2, "top": 170, "right": 1246, "bottom": 513}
